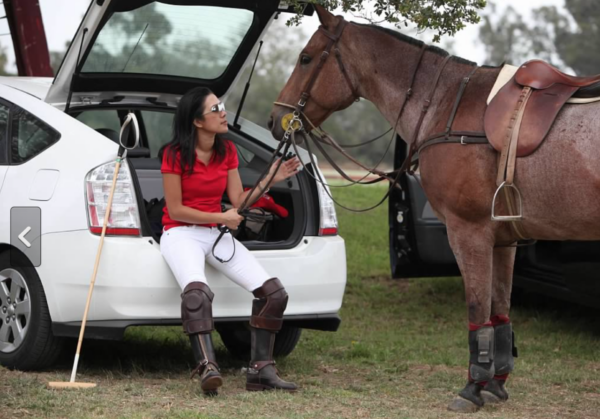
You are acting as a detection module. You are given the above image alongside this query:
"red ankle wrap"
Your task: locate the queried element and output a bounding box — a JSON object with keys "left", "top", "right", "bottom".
{"left": 490, "top": 315, "right": 510, "bottom": 326}
{"left": 468, "top": 321, "right": 493, "bottom": 331}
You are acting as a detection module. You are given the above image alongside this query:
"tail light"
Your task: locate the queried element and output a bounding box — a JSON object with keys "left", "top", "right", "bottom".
{"left": 85, "top": 160, "right": 141, "bottom": 236}
{"left": 315, "top": 167, "right": 338, "bottom": 236}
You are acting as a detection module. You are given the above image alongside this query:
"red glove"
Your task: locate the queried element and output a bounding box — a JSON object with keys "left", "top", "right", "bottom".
{"left": 244, "top": 187, "right": 289, "bottom": 218}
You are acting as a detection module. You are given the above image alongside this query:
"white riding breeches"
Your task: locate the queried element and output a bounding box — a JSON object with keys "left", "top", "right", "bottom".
{"left": 160, "top": 225, "right": 270, "bottom": 292}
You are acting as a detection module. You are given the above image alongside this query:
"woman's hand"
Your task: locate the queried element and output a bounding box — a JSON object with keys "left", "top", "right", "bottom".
{"left": 221, "top": 208, "right": 244, "bottom": 230}
{"left": 267, "top": 157, "right": 301, "bottom": 184}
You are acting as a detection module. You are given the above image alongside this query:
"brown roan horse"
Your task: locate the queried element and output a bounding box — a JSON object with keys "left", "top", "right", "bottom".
{"left": 269, "top": 5, "right": 600, "bottom": 414}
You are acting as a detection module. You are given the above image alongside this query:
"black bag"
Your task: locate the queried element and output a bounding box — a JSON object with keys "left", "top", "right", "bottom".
{"left": 145, "top": 197, "right": 165, "bottom": 238}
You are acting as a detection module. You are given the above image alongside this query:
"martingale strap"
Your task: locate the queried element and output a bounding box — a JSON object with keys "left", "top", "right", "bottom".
{"left": 399, "top": 54, "right": 452, "bottom": 175}
{"left": 415, "top": 65, "right": 489, "bottom": 159}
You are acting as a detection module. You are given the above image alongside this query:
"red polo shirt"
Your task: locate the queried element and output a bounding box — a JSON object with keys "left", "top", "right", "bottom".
{"left": 161, "top": 141, "right": 239, "bottom": 230}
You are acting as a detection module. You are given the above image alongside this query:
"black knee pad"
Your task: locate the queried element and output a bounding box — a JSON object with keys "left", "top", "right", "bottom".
{"left": 494, "top": 323, "right": 517, "bottom": 375}
{"left": 181, "top": 282, "right": 214, "bottom": 334}
{"left": 250, "top": 278, "right": 288, "bottom": 331}
{"left": 468, "top": 326, "right": 495, "bottom": 383}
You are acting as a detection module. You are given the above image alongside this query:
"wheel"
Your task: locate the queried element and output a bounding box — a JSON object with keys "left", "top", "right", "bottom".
{"left": 0, "top": 251, "right": 63, "bottom": 370}
{"left": 216, "top": 322, "right": 302, "bottom": 360}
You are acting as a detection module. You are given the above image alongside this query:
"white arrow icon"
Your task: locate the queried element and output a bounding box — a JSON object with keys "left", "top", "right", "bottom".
{"left": 18, "top": 226, "right": 32, "bottom": 248}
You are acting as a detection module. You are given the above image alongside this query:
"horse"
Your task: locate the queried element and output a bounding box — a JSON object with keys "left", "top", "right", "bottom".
{"left": 269, "top": 5, "right": 600, "bottom": 413}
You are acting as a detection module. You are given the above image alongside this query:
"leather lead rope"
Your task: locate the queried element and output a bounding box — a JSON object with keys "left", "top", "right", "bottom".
{"left": 212, "top": 138, "right": 292, "bottom": 264}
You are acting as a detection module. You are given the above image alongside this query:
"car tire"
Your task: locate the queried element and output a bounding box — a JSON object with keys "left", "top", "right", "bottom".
{"left": 216, "top": 322, "right": 301, "bottom": 360}
{"left": 0, "top": 251, "right": 63, "bottom": 370}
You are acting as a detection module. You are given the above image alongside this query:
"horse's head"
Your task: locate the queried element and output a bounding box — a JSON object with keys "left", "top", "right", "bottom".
{"left": 269, "top": 5, "right": 358, "bottom": 140}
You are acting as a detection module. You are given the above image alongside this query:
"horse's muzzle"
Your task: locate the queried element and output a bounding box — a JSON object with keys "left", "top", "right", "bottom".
{"left": 268, "top": 111, "right": 286, "bottom": 141}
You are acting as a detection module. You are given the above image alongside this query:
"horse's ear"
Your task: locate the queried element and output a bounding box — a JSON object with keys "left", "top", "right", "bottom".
{"left": 314, "top": 4, "right": 337, "bottom": 29}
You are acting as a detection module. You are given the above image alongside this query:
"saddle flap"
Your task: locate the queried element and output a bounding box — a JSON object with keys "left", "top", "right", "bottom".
{"left": 485, "top": 76, "right": 578, "bottom": 157}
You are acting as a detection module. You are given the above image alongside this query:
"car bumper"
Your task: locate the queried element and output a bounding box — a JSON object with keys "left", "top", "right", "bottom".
{"left": 37, "top": 231, "right": 346, "bottom": 324}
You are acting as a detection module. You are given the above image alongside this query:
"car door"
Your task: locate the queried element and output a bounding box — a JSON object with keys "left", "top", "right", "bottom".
{"left": 44, "top": 0, "right": 315, "bottom": 109}
{"left": 388, "top": 138, "right": 460, "bottom": 278}
{"left": 0, "top": 100, "right": 10, "bottom": 194}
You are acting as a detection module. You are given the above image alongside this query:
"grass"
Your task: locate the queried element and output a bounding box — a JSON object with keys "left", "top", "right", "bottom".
{"left": 2, "top": 185, "right": 600, "bottom": 418}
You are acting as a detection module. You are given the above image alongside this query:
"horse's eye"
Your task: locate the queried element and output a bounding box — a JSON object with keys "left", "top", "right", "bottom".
{"left": 300, "top": 55, "right": 312, "bottom": 66}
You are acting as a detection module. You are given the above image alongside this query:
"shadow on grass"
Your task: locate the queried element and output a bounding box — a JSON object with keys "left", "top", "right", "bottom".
{"left": 511, "top": 287, "right": 600, "bottom": 336}
{"left": 51, "top": 328, "right": 248, "bottom": 377}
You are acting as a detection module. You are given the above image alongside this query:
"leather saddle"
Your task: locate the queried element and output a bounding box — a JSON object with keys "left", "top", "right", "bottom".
{"left": 485, "top": 60, "right": 600, "bottom": 157}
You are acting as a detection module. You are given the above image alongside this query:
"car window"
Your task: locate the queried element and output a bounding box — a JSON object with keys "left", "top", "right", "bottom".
{"left": 82, "top": 4, "right": 254, "bottom": 80}
{"left": 140, "top": 110, "right": 173, "bottom": 158}
{"left": 236, "top": 143, "right": 255, "bottom": 169}
{"left": 11, "top": 108, "right": 60, "bottom": 164}
{"left": 140, "top": 110, "right": 255, "bottom": 165}
{"left": 0, "top": 103, "right": 9, "bottom": 164}
{"left": 76, "top": 110, "right": 121, "bottom": 132}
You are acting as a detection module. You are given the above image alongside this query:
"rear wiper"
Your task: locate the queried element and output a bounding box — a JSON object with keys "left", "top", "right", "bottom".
{"left": 233, "top": 40, "right": 263, "bottom": 129}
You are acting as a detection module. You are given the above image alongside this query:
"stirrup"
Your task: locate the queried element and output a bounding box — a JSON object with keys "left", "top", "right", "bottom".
{"left": 491, "top": 181, "right": 523, "bottom": 221}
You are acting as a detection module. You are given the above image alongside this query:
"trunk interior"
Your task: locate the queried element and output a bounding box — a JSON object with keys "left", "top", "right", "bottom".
{"left": 73, "top": 107, "right": 307, "bottom": 248}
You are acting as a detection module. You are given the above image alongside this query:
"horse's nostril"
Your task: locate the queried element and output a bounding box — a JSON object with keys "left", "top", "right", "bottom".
{"left": 267, "top": 116, "right": 274, "bottom": 130}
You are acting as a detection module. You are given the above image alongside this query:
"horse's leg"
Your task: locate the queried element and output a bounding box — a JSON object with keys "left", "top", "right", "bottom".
{"left": 481, "top": 246, "right": 517, "bottom": 404}
{"left": 446, "top": 222, "right": 495, "bottom": 413}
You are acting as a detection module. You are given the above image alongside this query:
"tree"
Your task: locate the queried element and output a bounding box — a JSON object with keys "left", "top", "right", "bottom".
{"left": 478, "top": 0, "right": 600, "bottom": 75}
{"left": 288, "top": 0, "right": 487, "bottom": 42}
{"left": 0, "top": 46, "right": 12, "bottom": 76}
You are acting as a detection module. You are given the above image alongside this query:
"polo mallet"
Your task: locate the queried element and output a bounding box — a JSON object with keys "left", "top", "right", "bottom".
{"left": 48, "top": 113, "right": 140, "bottom": 389}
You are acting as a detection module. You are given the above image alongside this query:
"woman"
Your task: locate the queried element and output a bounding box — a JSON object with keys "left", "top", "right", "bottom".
{"left": 159, "top": 87, "right": 300, "bottom": 394}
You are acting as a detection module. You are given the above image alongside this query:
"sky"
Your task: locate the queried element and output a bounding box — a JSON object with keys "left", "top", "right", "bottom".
{"left": 0, "top": 0, "right": 566, "bottom": 74}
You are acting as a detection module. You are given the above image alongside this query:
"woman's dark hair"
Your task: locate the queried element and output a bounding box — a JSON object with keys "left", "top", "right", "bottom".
{"left": 158, "top": 87, "right": 227, "bottom": 175}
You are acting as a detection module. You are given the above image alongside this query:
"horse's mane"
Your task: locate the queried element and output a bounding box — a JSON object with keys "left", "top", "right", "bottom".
{"left": 359, "top": 23, "right": 478, "bottom": 67}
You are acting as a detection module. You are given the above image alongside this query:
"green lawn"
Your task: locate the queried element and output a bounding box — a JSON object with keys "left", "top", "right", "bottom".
{"left": 1, "top": 185, "right": 600, "bottom": 418}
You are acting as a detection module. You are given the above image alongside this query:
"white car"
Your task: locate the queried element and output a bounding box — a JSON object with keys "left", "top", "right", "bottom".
{"left": 0, "top": 1, "right": 346, "bottom": 370}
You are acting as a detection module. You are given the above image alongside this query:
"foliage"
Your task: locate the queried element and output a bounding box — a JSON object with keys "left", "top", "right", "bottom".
{"left": 0, "top": 45, "right": 13, "bottom": 76}
{"left": 287, "top": 0, "right": 487, "bottom": 42}
{"left": 478, "top": 0, "right": 600, "bottom": 75}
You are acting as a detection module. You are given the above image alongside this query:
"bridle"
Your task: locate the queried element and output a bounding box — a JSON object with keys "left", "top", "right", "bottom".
{"left": 276, "top": 18, "right": 357, "bottom": 143}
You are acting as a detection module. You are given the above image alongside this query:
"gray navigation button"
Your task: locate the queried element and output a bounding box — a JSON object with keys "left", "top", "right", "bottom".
{"left": 10, "top": 207, "right": 41, "bottom": 267}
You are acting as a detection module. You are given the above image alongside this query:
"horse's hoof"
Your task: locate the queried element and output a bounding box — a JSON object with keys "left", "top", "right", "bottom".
{"left": 447, "top": 396, "right": 481, "bottom": 413}
{"left": 482, "top": 379, "right": 509, "bottom": 403}
{"left": 481, "top": 390, "right": 503, "bottom": 404}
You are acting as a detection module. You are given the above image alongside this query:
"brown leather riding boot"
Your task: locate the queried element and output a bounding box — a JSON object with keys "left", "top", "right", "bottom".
{"left": 181, "top": 282, "right": 222, "bottom": 394}
{"left": 245, "top": 278, "right": 297, "bottom": 392}
{"left": 189, "top": 332, "right": 223, "bottom": 394}
{"left": 246, "top": 327, "right": 297, "bottom": 392}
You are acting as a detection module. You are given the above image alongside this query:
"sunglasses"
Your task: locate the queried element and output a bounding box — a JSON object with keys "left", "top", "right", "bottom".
{"left": 202, "top": 101, "right": 226, "bottom": 116}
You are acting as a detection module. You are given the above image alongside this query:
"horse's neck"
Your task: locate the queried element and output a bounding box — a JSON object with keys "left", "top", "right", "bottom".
{"left": 353, "top": 41, "right": 483, "bottom": 143}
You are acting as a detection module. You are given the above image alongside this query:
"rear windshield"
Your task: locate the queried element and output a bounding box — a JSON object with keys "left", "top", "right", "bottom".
{"left": 82, "top": 3, "right": 254, "bottom": 80}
